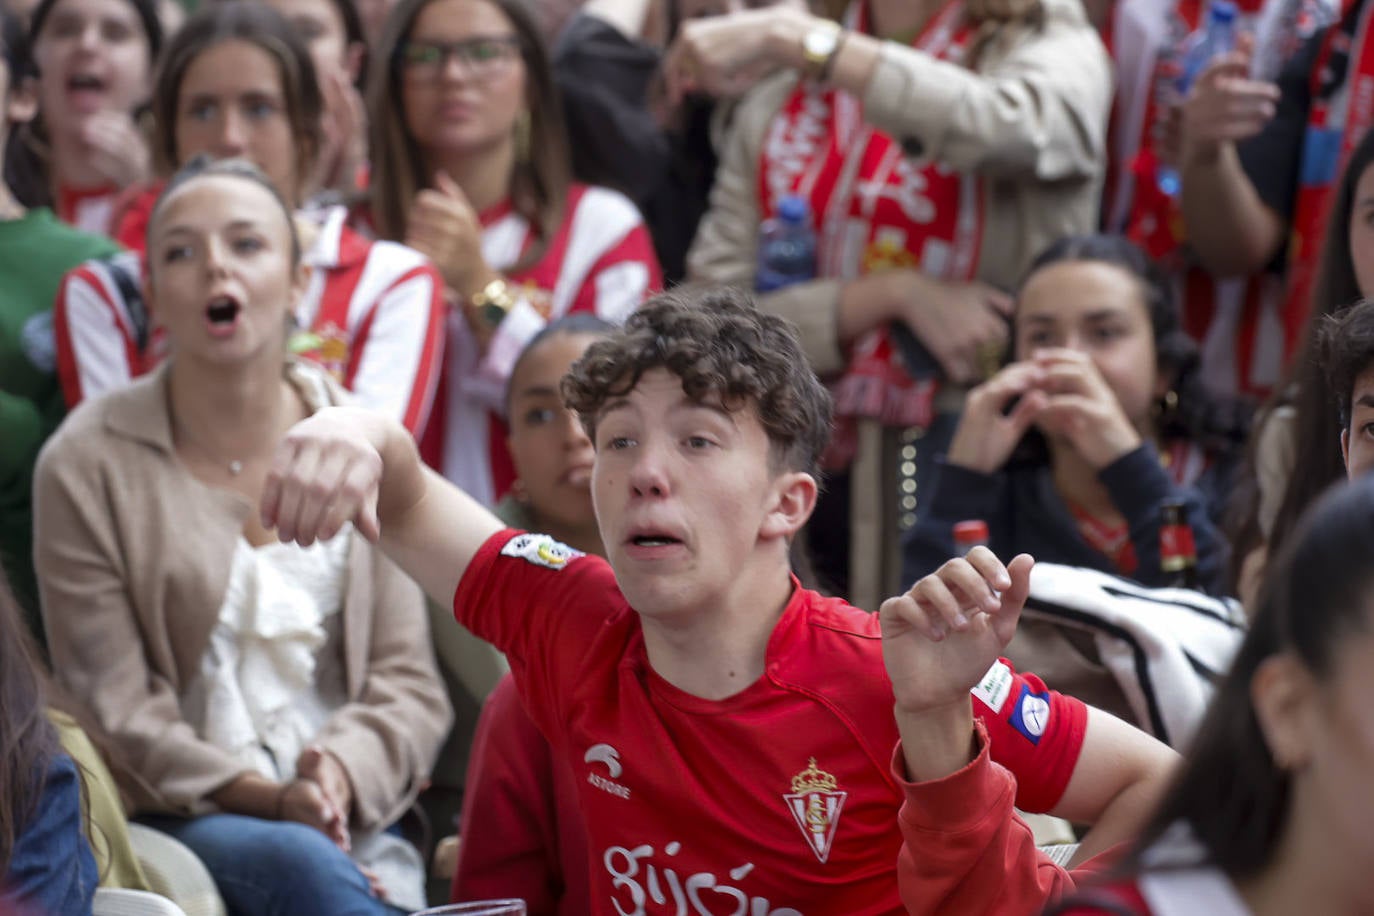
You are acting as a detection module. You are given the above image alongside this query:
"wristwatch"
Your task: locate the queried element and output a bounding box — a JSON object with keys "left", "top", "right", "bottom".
{"left": 801, "top": 20, "right": 845, "bottom": 81}
{"left": 469, "top": 277, "right": 517, "bottom": 329}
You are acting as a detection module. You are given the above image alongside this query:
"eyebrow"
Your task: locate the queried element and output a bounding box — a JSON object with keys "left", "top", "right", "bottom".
{"left": 598, "top": 395, "right": 736, "bottom": 423}
{"left": 156, "top": 218, "right": 266, "bottom": 240}
{"left": 1355, "top": 392, "right": 1374, "bottom": 411}
{"left": 514, "top": 384, "right": 561, "bottom": 399}
{"left": 1023, "top": 308, "right": 1124, "bottom": 324}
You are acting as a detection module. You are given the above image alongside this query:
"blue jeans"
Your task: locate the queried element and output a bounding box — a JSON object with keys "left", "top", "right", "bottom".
{"left": 140, "top": 814, "right": 406, "bottom": 916}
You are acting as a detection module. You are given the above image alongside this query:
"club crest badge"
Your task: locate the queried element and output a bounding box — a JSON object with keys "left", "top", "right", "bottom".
{"left": 784, "top": 758, "right": 847, "bottom": 864}
{"left": 499, "top": 533, "right": 583, "bottom": 570}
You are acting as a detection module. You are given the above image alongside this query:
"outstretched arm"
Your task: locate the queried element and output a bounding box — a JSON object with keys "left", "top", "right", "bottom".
{"left": 261, "top": 407, "right": 502, "bottom": 608}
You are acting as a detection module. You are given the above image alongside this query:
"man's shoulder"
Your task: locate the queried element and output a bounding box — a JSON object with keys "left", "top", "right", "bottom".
{"left": 793, "top": 588, "right": 885, "bottom": 642}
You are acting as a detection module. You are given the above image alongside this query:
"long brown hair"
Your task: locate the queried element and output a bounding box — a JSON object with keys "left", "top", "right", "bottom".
{"left": 149, "top": 2, "right": 324, "bottom": 206}
{"left": 0, "top": 568, "right": 59, "bottom": 877}
{"left": 366, "top": 0, "right": 569, "bottom": 271}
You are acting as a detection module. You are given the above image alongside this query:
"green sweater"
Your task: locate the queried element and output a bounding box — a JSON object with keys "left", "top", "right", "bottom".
{"left": 0, "top": 209, "right": 120, "bottom": 639}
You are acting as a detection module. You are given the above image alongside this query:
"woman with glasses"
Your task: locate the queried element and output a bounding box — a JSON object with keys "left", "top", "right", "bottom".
{"left": 51, "top": 2, "right": 446, "bottom": 441}
{"left": 367, "top": 0, "right": 661, "bottom": 505}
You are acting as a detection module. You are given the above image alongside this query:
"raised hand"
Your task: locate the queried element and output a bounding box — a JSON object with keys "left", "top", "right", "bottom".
{"left": 662, "top": 4, "right": 807, "bottom": 103}
{"left": 945, "top": 362, "right": 1048, "bottom": 474}
{"left": 81, "top": 110, "right": 151, "bottom": 189}
{"left": 880, "top": 548, "right": 1033, "bottom": 716}
{"left": 260, "top": 406, "right": 387, "bottom": 546}
{"left": 1180, "top": 33, "right": 1279, "bottom": 164}
{"left": 1030, "top": 347, "right": 1142, "bottom": 469}
{"left": 404, "top": 171, "right": 494, "bottom": 299}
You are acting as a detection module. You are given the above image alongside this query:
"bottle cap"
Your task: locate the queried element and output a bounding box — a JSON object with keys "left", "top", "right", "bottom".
{"left": 1209, "top": 0, "right": 1237, "bottom": 23}
{"left": 778, "top": 195, "right": 810, "bottom": 223}
{"left": 953, "top": 519, "right": 990, "bottom": 547}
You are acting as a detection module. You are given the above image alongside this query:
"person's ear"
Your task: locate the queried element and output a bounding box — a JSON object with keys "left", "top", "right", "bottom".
{"left": 1343, "top": 426, "right": 1352, "bottom": 478}
{"left": 1251, "top": 652, "right": 1319, "bottom": 773}
{"left": 759, "top": 470, "right": 817, "bottom": 541}
{"left": 344, "top": 42, "right": 366, "bottom": 85}
{"left": 291, "top": 262, "right": 312, "bottom": 309}
{"left": 6, "top": 76, "right": 37, "bottom": 125}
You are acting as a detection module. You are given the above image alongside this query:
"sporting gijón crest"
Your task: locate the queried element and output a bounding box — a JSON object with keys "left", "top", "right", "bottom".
{"left": 784, "top": 758, "right": 847, "bottom": 864}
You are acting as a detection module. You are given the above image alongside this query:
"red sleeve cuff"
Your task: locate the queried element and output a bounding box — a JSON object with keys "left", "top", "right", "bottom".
{"left": 891, "top": 719, "right": 1017, "bottom": 833}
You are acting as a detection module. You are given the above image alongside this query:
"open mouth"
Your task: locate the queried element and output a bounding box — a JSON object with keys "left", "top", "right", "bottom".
{"left": 67, "top": 73, "right": 107, "bottom": 93}
{"left": 631, "top": 535, "right": 681, "bottom": 547}
{"left": 206, "top": 295, "right": 242, "bottom": 328}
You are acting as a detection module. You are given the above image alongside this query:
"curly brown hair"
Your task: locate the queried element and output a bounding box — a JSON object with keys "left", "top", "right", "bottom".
{"left": 562, "top": 286, "right": 833, "bottom": 476}
{"left": 1320, "top": 298, "right": 1374, "bottom": 430}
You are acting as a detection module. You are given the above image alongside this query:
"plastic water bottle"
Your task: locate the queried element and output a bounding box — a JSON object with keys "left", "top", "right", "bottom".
{"left": 756, "top": 195, "right": 817, "bottom": 292}
{"left": 1157, "top": 0, "right": 1239, "bottom": 196}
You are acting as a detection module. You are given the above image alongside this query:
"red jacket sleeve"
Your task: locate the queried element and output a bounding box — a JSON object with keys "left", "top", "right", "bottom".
{"left": 452, "top": 674, "right": 591, "bottom": 916}
{"left": 893, "top": 720, "right": 1118, "bottom": 916}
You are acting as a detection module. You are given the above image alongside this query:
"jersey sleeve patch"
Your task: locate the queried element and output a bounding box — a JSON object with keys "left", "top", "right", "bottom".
{"left": 499, "top": 532, "right": 585, "bottom": 570}
{"left": 970, "top": 660, "right": 1014, "bottom": 714}
{"left": 1008, "top": 683, "right": 1052, "bottom": 745}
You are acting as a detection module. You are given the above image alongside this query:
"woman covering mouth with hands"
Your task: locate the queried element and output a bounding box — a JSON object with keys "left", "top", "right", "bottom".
{"left": 903, "top": 234, "right": 1237, "bottom": 599}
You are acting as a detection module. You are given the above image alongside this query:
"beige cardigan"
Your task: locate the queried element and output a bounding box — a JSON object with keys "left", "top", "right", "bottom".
{"left": 688, "top": 4, "right": 1112, "bottom": 606}
{"left": 33, "top": 363, "right": 452, "bottom": 833}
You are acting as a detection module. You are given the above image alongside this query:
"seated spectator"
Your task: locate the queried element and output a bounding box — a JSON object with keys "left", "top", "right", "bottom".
{"left": 262, "top": 286, "right": 1175, "bottom": 910}
{"left": 684, "top": 0, "right": 1113, "bottom": 608}
{"left": 34, "top": 158, "right": 452, "bottom": 916}
{"left": 366, "top": 0, "right": 661, "bottom": 505}
{"left": 5, "top": 0, "right": 161, "bottom": 233}
{"left": 1226, "top": 127, "right": 1374, "bottom": 610}
{"left": 53, "top": 1, "right": 446, "bottom": 439}
{"left": 552, "top": 0, "right": 800, "bottom": 283}
{"left": 0, "top": 3, "right": 121, "bottom": 640}
{"left": 259, "top": 0, "right": 369, "bottom": 200}
{"left": 904, "top": 235, "right": 1236, "bottom": 597}
{"left": 449, "top": 316, "right": 609, "bottom": 913}
{"left": 0, "top": 568, "right": 96, "bottom": 915}
{"left": 1049, "top": 471, "right": 1374, "bottom": 914}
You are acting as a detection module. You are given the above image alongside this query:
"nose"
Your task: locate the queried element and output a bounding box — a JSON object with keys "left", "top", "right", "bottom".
{"left": 76, "top": 23, "right": 100, "bottom": 51}
{"left": 437, "top": 51, "right": 477, "bottom": 84}
{"left": 212, "top": 109, "right": 248, "bottom": 157}
{"left": 560, "top": 408, "right": 592, "bottom": 451}
{"left": 626, "top": 439, "right": 670, "bottom": 499}
{"left": 203, "top": 237, "right": 230, "bottom": 276}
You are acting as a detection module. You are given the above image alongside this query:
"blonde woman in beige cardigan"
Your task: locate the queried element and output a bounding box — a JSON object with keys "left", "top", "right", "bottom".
{"left": 681, "top": 0, "right": 1112, "bottom": 608}
{"left": 32, "top": 159, "right": 452, "bottom": 916}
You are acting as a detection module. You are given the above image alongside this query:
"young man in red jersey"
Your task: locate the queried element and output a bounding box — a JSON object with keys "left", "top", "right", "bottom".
{"left": 262, "top": 286, "right": 1176, "bottom": 914}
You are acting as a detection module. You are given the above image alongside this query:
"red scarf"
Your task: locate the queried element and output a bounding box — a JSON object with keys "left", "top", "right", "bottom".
{"left": 1284, "top": 0, "right": 1374, "bottom": 358}
{"left": 757, "top": 0, "right": 983, "bottom": 468}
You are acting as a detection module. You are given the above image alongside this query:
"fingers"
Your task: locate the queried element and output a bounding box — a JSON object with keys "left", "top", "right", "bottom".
{"left": 271, "top": 440, "right": 324, "bottom": 544}
{"left": 980, "top": 286, "right": 1015, "bottom": 317}
{"left": 434, "top": 169, "right": 469, "bottom": 203}
{"left": 291, "top": 449, "right": 351, "bottom": 546}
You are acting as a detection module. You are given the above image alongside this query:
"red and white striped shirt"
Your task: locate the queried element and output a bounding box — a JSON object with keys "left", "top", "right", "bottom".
{"left": 53, "top": 205, "right": 446, "bottom": 436}
{"left": 423, "top": 183, "right": 662, "bottom": 506}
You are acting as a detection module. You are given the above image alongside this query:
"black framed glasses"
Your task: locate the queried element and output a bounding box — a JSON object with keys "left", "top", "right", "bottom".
{"left": 396, "top": 35, "right": 522, "bottom": 79}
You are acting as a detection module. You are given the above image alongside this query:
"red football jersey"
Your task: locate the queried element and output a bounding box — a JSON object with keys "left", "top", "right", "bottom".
{"left": 453, "top": 530, "right": 1089, "bottom": 915}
